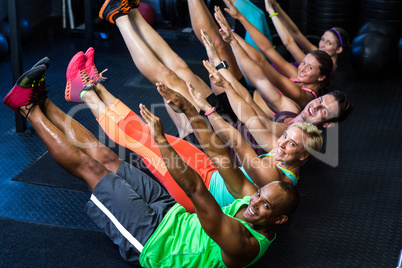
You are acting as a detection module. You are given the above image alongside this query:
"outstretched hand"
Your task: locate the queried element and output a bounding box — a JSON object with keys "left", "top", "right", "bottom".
{"left": 139, "top": 103, "right": 166, "bottom": 143}
{"left": 201, "top": 29, "right": 222, "bottom": 66}
{"left": 186, "top": 81, "right": 213, "bottom": 112}
{"left": 203, "top": 60, "right": 228, "bottom": 89}
{"left": 214, "top": 6, "right": 235, "bottom": 43}
{"left": 156, "top": 82, "right": 194, "bottom": 114}
{"left": 222, "top": 0, "right": 242, "bottom": 20}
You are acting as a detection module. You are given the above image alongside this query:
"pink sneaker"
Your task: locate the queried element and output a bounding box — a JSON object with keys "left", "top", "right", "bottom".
{"left": 3, "top": 64, "right": 48, "bottom": 116}
{"left": 85, "top": 47, "right": 107, "bottom": 84}
{"left": 65, "top": 51, "right": 94, "bottom": 102}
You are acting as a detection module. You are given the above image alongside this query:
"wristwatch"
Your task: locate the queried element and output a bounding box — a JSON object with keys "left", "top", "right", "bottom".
{"left": 215, "top": 60, "right": 229, "bottom": 70}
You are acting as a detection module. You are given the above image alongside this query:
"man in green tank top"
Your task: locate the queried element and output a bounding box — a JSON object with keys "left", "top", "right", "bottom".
{"left": 136, "top": 83, "right": 299, "bottom": 267}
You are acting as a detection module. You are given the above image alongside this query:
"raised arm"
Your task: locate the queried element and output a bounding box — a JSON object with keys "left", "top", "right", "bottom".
{"left": 204, "top": 59, "right": 266, "bottom": 122}
{"left": 186, "top": 82, "right": 286, "bottom": 188}
{"left": 140, "top": 103, "right": 260, "bottom": 267}
{"left": 156, "top": 82, "right": 256, "bottom": 199}
{"left": 266, "top": 0, "right": 316, "bottom": 61}
{"left": 200, "top": 29, "right": 273, "bottom": 120}
{"left": 222, "top": 0, "right": 297, "bottom": 78}
{"left": 216, "top": 6, "right": 315, "bottom": 109}
{"left": 203, "top": 60, "right": 288, "bottom": 143}
{"left": 200, "top": 29, "right": 254, "bottom": 105}
{"left": 213, "top": 7, "right": 300, "bottom": 114}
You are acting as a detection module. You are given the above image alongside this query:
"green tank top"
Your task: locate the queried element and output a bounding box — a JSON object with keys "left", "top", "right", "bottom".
{"left": 139, "top": 196, "right": 274, "bottom": 268}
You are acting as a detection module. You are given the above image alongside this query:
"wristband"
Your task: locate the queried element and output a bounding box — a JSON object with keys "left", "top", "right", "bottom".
{"left": 204, "top": 107, "right": 216, "bottom": 116}
{"left": 215, "top": 60, "right": 229, "bottom": 70}
{"left": 269, "top": 12, "right": 278, "bottom": 17}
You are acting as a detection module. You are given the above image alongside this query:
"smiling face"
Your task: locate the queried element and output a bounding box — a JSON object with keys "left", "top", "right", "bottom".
{"left": 300, "top": 94, "right": 339, "bottom": 128}
{"left": 297, "top": 54, "right": 326, "bottom": 84}
{"left": 243, "top": 182, "right": 291, "bottom": 227}
{"left": 319, "top": 31, "right": 342, "bottom": 57}
{"left": 274, "top": 126, "right": 309, "bottom": 164}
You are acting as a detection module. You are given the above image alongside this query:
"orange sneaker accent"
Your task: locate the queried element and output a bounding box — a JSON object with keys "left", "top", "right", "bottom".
{"left": 99, "top": 0, "right": 139, "bottom": 24}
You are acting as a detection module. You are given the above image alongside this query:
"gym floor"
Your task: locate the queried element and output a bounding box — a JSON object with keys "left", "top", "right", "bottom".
{"left": 1, "top": 14, "right": 402, "bottom": 268}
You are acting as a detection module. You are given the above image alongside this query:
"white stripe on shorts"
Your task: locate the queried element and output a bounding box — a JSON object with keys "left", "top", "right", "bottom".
{"left": 90, "top": 194, "right": 144, "bottom": 253}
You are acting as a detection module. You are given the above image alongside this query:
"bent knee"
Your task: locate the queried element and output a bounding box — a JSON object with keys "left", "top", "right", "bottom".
{"left": 79, "top": 155, "right": 111, "bottom": 181}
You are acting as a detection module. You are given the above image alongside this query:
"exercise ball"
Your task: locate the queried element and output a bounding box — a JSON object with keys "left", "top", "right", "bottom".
{"left": 19, "top": 16, "right": 33, "bottom": 44}
{"left": 350, "top": 32, "right": 397, "bottom": 77}
{"left": 357, "top": 21, "right": 399, "bottom": 44}
{"left": 138, "top": 2, "right": 156, "bottom": 26}
{"left": 398, "top": 37, "right": 402, "bottom": 70}
{"left": 0, "top": 21, "right": 10, "bottom": 41}
{"left": 359, "top": 0, "right": 402, "bottom": 35}
{"left": 0, "top": 33, "right": 8, "bottom": 60}
{"left": 0, "top": 16, "right": 33, "bottom": 44}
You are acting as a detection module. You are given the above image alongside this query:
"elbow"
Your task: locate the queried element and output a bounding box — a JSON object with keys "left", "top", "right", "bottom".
{"left": 283, "top": 38, "right": 299, "bottom": 51}
{"left": 254, "top": 52, "right": 268, "bottom": 67}
{"left": 282, "top": 38, "right": 293, "bottom": 48}
{"left": 241, "top": 92, "right": 253, "bottom": 104}
{"left": 184, "top": 177, "right": 203, "bottom": 198}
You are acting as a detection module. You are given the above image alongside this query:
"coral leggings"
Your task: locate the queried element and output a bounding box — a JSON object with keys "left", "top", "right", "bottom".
{"left": 97, "top": 99, "right": 217, "bottom": 213}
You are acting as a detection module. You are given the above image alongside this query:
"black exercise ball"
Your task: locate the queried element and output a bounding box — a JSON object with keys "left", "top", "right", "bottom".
{"left": 0, "top": 33, "right": 8, "bottom": 60}
{"left": 398, "top": 37, "right": 402, "bottom": 70}
{"left": 357, "top": 21, "right": 400, "bottom": 44}
{"left": 350, "top": 32, "right": 397, "bottom": 77}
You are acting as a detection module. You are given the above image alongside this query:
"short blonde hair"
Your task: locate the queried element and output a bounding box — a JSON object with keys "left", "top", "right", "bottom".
{"left": 287, "top": 123, "right": 323, "bottom": 154}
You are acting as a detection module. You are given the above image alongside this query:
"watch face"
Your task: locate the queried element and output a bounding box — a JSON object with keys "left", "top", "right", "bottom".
{"left": 216, "top": 61, "right": 228, "bottom": 70}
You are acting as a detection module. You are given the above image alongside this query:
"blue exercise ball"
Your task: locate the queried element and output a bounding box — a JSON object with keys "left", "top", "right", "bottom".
{"left": 350, "top": 32, "right": 397, "bottom": 77}
{"left": 0, "top": 33, "right": 9, "bottom": 60}
{"left": 0, "top": 16, "right": 33, "bottom": 44}
{"left": 20, "top": 16, "right": 33, "bottom": 43}
{"left": 398, "top": 37, "right": 402, "bottom": 70}
{"left": 0, "top": 21, "right": 10, "bottom": 41}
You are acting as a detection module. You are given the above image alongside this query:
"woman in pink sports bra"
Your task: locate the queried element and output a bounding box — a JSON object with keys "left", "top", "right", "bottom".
{"left": 213, "top": 7, "right": 334, "bottom": 111}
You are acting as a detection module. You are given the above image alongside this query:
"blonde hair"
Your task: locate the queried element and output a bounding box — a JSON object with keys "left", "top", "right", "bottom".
{"left": 287, "top": 123, "right": 323, "bottom": 154}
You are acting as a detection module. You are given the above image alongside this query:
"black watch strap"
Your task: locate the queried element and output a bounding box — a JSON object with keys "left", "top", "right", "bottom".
{"left": 215, "top": 60, "right": 229, "bottom": 70}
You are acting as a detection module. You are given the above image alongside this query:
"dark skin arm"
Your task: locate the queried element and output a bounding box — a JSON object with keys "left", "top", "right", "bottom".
{"left": 140, "top": 101, "right": 260, "bottom": 267}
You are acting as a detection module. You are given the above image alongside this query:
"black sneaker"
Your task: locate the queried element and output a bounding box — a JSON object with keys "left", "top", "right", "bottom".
{"left": 32, "top": 57, "right": 50, "bottom": 69}
{"left": 31, "top": 57, "right": 50, "bottom": 95}
{"left": 99, "top": 0, "right": 140, "bottom": 24}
